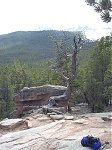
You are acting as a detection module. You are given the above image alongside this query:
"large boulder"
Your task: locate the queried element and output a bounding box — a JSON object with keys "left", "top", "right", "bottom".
{"left": 14, "top": 85, "right": 67, "bottom": 117}
{"left": 19, "top": 84, "right": 67, "bottom": 99}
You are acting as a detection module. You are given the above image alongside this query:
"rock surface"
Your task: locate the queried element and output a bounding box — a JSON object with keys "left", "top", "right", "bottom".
{"left": 49, "top": 114, "right": 64, "bottom": 120}
{"left": 0, "top": 119, "right": 24, "bottom": 130}
{"left": 64, "top": 115, "right": 74, "bottom": 120}
{"left": 14, "top": 84, "right": 68, "bottom": 117}
{"left": 0, "top": 112, "right": 111, "bottom": 150}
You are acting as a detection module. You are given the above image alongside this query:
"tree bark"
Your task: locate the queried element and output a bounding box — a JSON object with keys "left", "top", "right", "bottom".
{"left": 83, "top": 92, "right": 90, "bottom": 105}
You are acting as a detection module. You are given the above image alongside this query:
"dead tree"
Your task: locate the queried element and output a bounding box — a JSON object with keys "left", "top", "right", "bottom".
{"left": 49, "top": 33, "right": 83, "bottom": 112}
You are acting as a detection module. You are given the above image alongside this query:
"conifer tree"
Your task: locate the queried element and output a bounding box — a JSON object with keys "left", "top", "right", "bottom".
{"left": 86, "top": 0, "right": 112, "bottom": 22}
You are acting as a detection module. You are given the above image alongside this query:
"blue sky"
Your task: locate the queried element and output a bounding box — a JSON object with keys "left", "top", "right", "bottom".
{"left": 0, "top": 0, "right": 112, "bottom": 39}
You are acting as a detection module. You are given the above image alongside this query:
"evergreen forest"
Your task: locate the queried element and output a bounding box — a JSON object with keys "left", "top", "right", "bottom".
{"left": 0, "top": 30, "right": 111, "bottom": 119}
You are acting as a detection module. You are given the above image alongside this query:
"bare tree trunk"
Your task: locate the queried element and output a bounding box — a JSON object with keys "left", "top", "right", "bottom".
{"left": 83, "top": 92, "right": 90, "bottom": 105}
{"left": 60, "top": 35, "right": 82, "bottom": 112}
{"left": 50, "top": 33, "right": 83, "bottom": 113}
{"left": 72, "top": 51, "right": 77, "bottom": 76}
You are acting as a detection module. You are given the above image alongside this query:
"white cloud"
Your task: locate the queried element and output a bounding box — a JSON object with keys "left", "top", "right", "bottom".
{"left": 0, "top": 0, "right": 111, "bottom": 39}
{"left": 85, "top": 29, "right": 112, "bottom": 40}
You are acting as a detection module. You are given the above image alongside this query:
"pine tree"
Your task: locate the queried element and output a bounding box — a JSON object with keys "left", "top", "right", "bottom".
{"left": 84, "top": 35, "right": 112, "bottom": 112}
{"left": 86, "top": 0, "right": 112, "bottom": 22}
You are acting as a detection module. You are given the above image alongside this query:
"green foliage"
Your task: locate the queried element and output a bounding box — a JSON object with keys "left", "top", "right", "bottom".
{"left": 0, "top": 60, "right": 63, "bottom": 118}
{"left": 0, "top": 66, "right": 14, "bottom": 118}
{"left": 82, "top": 35, "right": 112, "bottom": 112}
{"left": 0, "top": 30, "right": 95, "bottom": 66}
{"left": 86, "top": 0, "right": 112, "bottom": 22}
{"left": 72, "top": 35, "right": 111, "bottom": 112}
{"left": 0, "top": 30, "right": 111, "bottom": 117}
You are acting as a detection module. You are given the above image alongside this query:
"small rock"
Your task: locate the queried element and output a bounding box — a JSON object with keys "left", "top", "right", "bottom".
{"left": 73, "top": 119, "right": 87, "bottom": 124}
{"left": 65, "top": 112, "right": 71, "bottom": 115}
{"left": 47, "top": 113, "right": 57, "bottom": 116}
{"left": 49, "top": 115, "right": 64, "bottom": 120}
{"left": 24, "top": 120, "right": 32, "bottom": 129}
{"left": 101, "top": 117, "right": 112, "bottom": 121}
{"left": 81, "top": 115, "right": 88, "bottom": 118}
{"left": 64, "top": 115, "right": 74, "bottom": 120}
{"left": 0, "top": 119, "right": 24, "bottom": 130}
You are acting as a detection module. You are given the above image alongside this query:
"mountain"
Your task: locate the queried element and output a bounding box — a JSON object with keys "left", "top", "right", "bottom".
{"left": 68, "top": 25, "right": 93, "bottom": 31}
{"left": 0, "top": 30, "right": 95, "bottom": 66}
{"left": 68, "top": 25, "right": 112, "bottom": 40}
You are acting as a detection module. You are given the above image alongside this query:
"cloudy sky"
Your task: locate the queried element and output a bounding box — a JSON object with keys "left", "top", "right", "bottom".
{"left": 0, "top": 0, "right": 112, "bottom": 39}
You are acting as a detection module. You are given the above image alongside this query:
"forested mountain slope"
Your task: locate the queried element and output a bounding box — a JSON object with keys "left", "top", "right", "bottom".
{"left": 0, "top": 30, "right": 95, "bottom": 65}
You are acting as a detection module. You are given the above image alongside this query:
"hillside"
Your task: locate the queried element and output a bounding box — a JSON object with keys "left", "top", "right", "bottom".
{"left": 0, "top": 30, "right": 95, "bottom": 66}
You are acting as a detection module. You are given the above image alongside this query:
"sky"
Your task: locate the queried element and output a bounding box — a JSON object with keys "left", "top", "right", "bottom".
{"left": 0, "top": 0, "right": 112, "bottom": 39}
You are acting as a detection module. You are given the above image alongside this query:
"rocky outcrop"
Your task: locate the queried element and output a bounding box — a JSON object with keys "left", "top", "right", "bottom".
{"left": 18, "top": 85, "right": 67, "bottom": 101}
{"left": 0, "top": 113, "right": 111, "bottom": 150}
{"left": 14, "top": 85, "right": 67, "bottom": 117}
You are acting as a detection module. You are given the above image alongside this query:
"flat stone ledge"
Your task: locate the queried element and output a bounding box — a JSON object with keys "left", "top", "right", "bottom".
{"left": 0, "top": 118, "right": 24, "bottom": 130}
